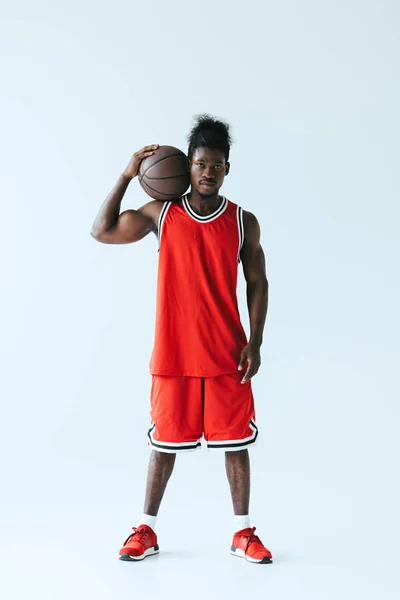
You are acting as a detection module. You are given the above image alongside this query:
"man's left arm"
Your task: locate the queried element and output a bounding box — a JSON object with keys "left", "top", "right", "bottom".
{"left": 238, "top": 210, "right": 269, "bottom": 384}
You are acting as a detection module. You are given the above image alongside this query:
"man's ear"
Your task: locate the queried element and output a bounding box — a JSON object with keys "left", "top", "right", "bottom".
{"left": 225, "top": 161, "right": 230, "bottom": 175}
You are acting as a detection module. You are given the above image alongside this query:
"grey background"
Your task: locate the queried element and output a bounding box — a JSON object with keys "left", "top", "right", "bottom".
{"left": 1, "top": 0, "right": 399, "bottom": 598}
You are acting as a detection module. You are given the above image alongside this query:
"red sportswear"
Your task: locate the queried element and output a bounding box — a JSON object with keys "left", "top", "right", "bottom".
{"left": 149, "top": 194, "right": 247, "bottom": 377}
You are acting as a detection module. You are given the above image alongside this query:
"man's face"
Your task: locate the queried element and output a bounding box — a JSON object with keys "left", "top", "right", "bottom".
{"left": 189, "top": 147, "right": 230, "bottom": 198}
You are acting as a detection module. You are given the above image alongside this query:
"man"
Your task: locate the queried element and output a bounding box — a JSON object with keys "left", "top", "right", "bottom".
{"left": 90, "top": 115, "right": 272, "bottom": 564}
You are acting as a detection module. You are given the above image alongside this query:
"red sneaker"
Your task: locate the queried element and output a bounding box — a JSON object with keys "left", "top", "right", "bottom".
{"left": 231, "top": 526, "right": 273, "bottom": 564}
{"left": 119, "top": 524, "right": 159, "bottom": 561}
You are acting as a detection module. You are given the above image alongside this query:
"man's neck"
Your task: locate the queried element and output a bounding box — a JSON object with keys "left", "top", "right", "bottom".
{"left": 186, "top": 189, "right": 222, "bottom": 216}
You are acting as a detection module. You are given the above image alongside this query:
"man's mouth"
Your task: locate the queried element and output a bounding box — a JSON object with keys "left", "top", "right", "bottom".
{"left": 200, "top": 181, "right": 216, "bottom": 187}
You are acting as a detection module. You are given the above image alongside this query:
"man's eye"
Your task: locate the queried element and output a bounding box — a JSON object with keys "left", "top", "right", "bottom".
{"left": 215, "top": 165, "right": 221, "bottom": 169}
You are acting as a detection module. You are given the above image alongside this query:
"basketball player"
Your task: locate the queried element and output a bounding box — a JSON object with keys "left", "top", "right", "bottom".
{"left": 90, "top": 115, "right": 272, "bottom": 564}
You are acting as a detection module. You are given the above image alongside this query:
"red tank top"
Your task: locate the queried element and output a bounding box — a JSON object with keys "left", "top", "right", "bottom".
{"left": 149, "top": 194, "right": 247, "bottom": 377}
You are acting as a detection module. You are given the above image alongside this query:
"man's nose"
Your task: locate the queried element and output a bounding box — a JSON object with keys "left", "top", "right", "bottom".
{"left": 203, "top": 168, "right": 215, "bottom": 179}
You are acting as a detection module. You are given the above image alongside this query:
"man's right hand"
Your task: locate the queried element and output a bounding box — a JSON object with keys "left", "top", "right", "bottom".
{"left": 123, "top": 144, "right": 159, "bottom": 180}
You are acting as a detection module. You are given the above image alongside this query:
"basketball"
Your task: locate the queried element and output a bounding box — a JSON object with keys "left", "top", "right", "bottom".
{"left": 138, "top": 145, "right": 190, "bottom": 201}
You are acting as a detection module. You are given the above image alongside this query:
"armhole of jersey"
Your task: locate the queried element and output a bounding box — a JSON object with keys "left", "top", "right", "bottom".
{"left": 157, "top": 201, "right": 172, "bottom": 252}
{"left": 237, "top": 206, "right": 245, "bottom": 264}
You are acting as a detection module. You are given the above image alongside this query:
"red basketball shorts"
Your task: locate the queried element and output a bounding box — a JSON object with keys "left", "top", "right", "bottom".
{"left": 147, "top": 371, "right": 258, "bottom": 453}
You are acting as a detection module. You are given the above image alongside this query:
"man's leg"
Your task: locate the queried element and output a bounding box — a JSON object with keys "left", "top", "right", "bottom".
{"left": 118, "top": 450, "right": 176, "bottom": 560}
{"left": 225, "top": 448, "right": 273, "bottom": 563}
{"left": 140, "top": 375, "right": 202, "bottom": 527}
{"left": 225, "top": 449, "right": 250, "bottom": 516}
{"left": 143, "top": 449, "right": 176, "bottom": 516}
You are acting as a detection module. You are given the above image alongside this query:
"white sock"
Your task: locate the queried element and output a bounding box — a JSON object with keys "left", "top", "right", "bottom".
{"left": 140, "top": 513, "right": 157, "bottom": 531}
{"left": 234, "top": 514, "right": 251, "bottom": 532}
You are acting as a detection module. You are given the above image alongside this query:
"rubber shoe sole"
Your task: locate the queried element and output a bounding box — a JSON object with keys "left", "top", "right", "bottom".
{"left": 119, "top": 545, "right": 159, "bottom": 561}
{"left": 230, "top": 545, "right": 272, "bottom": 564}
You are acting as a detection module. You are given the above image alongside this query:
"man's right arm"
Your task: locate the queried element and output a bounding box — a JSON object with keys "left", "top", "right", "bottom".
{"left": 90, "top": 144, "right": 163, "bottom": 244}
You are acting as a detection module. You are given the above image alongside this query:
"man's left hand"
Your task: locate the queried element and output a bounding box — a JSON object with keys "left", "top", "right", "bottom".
{"left": 238, "top": 342, "right": 261, "bottom": 384}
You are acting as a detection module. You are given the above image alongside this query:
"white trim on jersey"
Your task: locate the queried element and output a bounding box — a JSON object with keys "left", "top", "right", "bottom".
{"left": 182, "top": 194, "right": 228, "bottom": 223}
{"left": 237, "top": 206, "right": 245, "bottom": 264}
{"left": 157, "top": 201, "right": 173, "bottom": 251}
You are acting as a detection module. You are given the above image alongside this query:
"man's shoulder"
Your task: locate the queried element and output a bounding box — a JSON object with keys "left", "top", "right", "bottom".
{"left": 241, "top": 210, "right": 260, "bottom": 240}
{"left": 226, "top": 199, "right": 256, "bottom": 217}
{"left": 139, "top": 198, "right": 182, "bottom": 233}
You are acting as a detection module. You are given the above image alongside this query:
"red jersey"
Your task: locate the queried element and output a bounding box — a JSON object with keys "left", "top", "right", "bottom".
{"left": 149, "top": 194, "right": 247, "bottom": 377}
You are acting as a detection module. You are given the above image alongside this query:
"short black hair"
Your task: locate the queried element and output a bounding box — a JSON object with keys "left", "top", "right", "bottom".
{"left": 187, "top": 114, "right": 232, "bottom": 162}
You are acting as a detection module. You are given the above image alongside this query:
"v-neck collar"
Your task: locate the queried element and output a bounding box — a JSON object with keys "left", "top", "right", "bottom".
{"left": 182, "top": 194, "right": 228, "bottom": 223}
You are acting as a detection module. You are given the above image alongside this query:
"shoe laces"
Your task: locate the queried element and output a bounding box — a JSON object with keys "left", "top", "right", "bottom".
{"left": 239, "top": 527, "right": 263, "bottom": 551}
{"left": 123, "top": 526, "right": 149, "bottom": 546}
